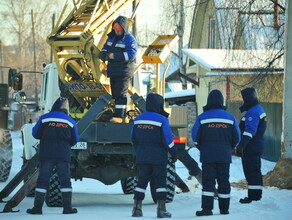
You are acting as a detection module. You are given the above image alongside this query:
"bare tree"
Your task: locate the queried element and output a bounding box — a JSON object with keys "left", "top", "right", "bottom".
{"left": 0, "top": 0, "right": 66, "bottom": 98}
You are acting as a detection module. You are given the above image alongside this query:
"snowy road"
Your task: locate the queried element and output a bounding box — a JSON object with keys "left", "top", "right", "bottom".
{"left": 0, "top": 131, "right": 291, "bottom": 220}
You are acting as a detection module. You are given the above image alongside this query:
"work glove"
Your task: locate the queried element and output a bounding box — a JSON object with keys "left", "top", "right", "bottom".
{"left": 99, "top": 51, "right": 107, "bottom": 62}
{"left": 170, "top": 155, "right": 178, "bottom": 163}
{"left": 236, "top": 145, "right": 245, "bottom": 157}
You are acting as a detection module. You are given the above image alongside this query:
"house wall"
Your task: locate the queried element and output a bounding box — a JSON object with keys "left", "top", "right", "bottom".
{"left": 189, "top": 1, "right": 207, "bottom": 48}
{"left": 233, "top": 19, "right": 245, "bottom": 49}
{"left": 229, "top": 75, "right": 283, "bottom": 103}
{"left": 196, "top": 73, "right": 283, "bottom": 115}
{"left": 196, "top": 77, "right": 213, "bottom": 115}
{"left": 200, "top": 1, "right": 216, "bottom": 49}
{"left": 189, "top": 0, "right": 215, "bottom": 49}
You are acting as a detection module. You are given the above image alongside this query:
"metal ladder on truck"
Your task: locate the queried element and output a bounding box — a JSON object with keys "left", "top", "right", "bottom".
{"left": 47, "top": 0, "right": 142, "bottom": 106}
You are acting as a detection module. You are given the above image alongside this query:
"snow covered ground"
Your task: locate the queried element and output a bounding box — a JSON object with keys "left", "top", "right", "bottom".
{"left": 0, "top": 131, "right": 292, "bottom": 220}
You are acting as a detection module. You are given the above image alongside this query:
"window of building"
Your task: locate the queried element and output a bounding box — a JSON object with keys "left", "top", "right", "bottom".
{"left": 209, "top": 17, "right": 216, "bottom": 48}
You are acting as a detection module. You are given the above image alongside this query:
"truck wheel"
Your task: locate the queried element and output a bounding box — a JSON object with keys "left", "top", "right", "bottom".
{"left": 45, "top": 168, "right": 63, "bottom": 207}
{"left": 0, "top": 129, "right": 12, "bottom": 182}
{"left": 150, "top": 159, "right": 176, "bottom": 203}
{"left": 121, "top": 176, "right": 138, "bottom": 194}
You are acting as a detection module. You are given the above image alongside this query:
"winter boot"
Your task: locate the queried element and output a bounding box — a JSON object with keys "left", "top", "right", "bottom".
{"left": 157, "top": 200, "right": 171, "bottom": 218}
{"left": 26, "top": 191, "right": 45, "bottom": 214}
{"left": 62, "top": 192, "right": 78, "bottom": 214}
{"left": 195, "top": 209, "right": 213, "bottom": 216}
{"left": 239, "top": 197, "right": 259, "bottom": 204}
{"left": 132, "top": 200, "right": 143, "bottom": 217}
{"left": 220, "top": 210, "right": 229, "bottom": 215}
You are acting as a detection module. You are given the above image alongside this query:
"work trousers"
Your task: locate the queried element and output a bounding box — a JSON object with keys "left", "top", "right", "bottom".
{"left": 201, "top": 163, "right": 230, "bottom": 211}
{"left": 36, "top": 160, "right": 72, "bottom": 193}
{"left": 242, "top": 154, "right": 263, "bottom": 200}
{"left": 110, "top": 76, "right": 131, "bottom": 118}
{"left": 134, "top": 164, "right": 167, "bottom": 201}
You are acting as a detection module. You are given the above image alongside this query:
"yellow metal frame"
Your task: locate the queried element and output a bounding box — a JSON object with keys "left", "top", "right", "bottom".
{"left": 47, "top": 0, "right": 141, "bottom": 104}
{"left": 136, "top": 35, "right": 178, "bottom": 97}
{"left": 132, "top": 60, "right": 170, "bottom": 98}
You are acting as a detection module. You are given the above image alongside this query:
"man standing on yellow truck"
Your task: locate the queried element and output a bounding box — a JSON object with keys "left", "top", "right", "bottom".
{"left": 99, "top": 15, "right": 138, "bottom": 123}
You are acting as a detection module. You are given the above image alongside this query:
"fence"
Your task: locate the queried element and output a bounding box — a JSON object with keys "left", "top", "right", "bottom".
{"left": 227, "top": 101, "right": 282, "bottom": 162}
{"left": 169, "top": 102, "right": 197, "bottom": 148}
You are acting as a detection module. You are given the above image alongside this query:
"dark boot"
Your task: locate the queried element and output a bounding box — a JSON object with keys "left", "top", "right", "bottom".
{"left": 157, "top": 200, "right": 171, "bottom": 218}
{"left": 132, "top": 200, "right": 143, "bottom": 217}
{"left": 26, "top": 191, "right": 45, "bottom": 214}
{"left": 62, "top": 192, "right": 77, "bottom": 214}
{"left": 220, "top": 210, "right": 229, "bottom": 215}
{"left": 239, "top": 197, "right": 259, "bottom": 204}
{"left": 196, "top": 209, "right": 213, "bottom": 216}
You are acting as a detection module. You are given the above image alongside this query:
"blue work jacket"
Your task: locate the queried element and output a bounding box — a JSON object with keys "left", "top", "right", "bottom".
{"left": 101, "top": 32, "right": 137, "bottom": 78}
{"left": 32, "top": 111, "right": 79, "bottom": 162}
{"left": 239, "top": 104, "right": 267, "bottom": 155}
{"left": 131, "top": 111, "right": 176, "bottom": 165}
{"left": 192, "top": 109, "right": 241, "bottom": 163}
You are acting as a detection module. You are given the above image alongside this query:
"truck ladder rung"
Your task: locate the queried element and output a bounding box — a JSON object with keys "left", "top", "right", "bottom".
{"left": 66, "top": 25, "right": 87, "bottom": 32}
{"left": 76, "top": 17, "right": 91, "bottom": 22}
{"left": 52, "top": 41, "right": 81, "bottom": 48}
{"left": 57, "top": 54, "right": 85, "bottom": 59}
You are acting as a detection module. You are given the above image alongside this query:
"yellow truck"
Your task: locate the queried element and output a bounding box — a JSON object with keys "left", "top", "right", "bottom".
{"left": 0, "top": 0, "right": 201, "bottom": 212}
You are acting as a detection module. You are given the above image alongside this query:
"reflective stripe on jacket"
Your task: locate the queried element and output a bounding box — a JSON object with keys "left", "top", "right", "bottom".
{"left": 131, "top": 112, "right": 176, "bottom": 165}
{"left": 101, "top": 33, "right": 137, "bottom": 78}
{"left": 192, "top": 109, "right": 241, "bottom": 163}
{"left": 239, "top": 104, "right": 267, "bottom": 154}
{"left": 32, "top": 111, "right": 79, "bottom": 162}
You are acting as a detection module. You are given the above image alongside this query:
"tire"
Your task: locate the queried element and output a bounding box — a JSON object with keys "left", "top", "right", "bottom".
{"left": 150, "top": 159, "right": 176, "bottom": 203}
{"left": 0, "top": 129, "right": 12, "bottom": 182}
{"left": 121, "top": 176, "right": 138, "bottom": 194}
{"left": 45, "top": 168, "right": 63, "bottom": 207}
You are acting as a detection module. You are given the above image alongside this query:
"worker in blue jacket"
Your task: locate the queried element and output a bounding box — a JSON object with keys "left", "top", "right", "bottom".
{"left": 192, "top": 90, "right": 241, "bottom": 216}
{"left": 99, "top": 15, "right": 138, "bottom": 123}
{"left": 131, "top": 93, "right": 177, "bottom": 218}
{"left": 236, "top": 87, "right": 267, "bottom": 203}
{"left": 27, "top": 97, "right": 79, "bottom": 215}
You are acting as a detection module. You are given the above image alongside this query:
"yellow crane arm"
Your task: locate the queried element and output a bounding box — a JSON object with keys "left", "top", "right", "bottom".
{"left": 47, "top": 0, "right": 140, "bottom": 102}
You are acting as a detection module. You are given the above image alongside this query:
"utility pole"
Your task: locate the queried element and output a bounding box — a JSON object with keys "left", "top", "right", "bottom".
{"left": 50, "top": 13, "right": 55, "bottom": 63}
{"left": 283, "top": 0, "right": 292, "bottom": 159}
{"left": 31, "top": 9, "right": 39, "bottom": 107}
{"left": 178, "top": 0, "right": 186, "bottom": 88}
{"left": 0, "top": 41, "right": 3, "bottom": 83}
{"left": 132, "top": 0, "right": 138, "bottom": 38}
{"left": 264, "top": 0, "right": 292, "bottom": 188}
